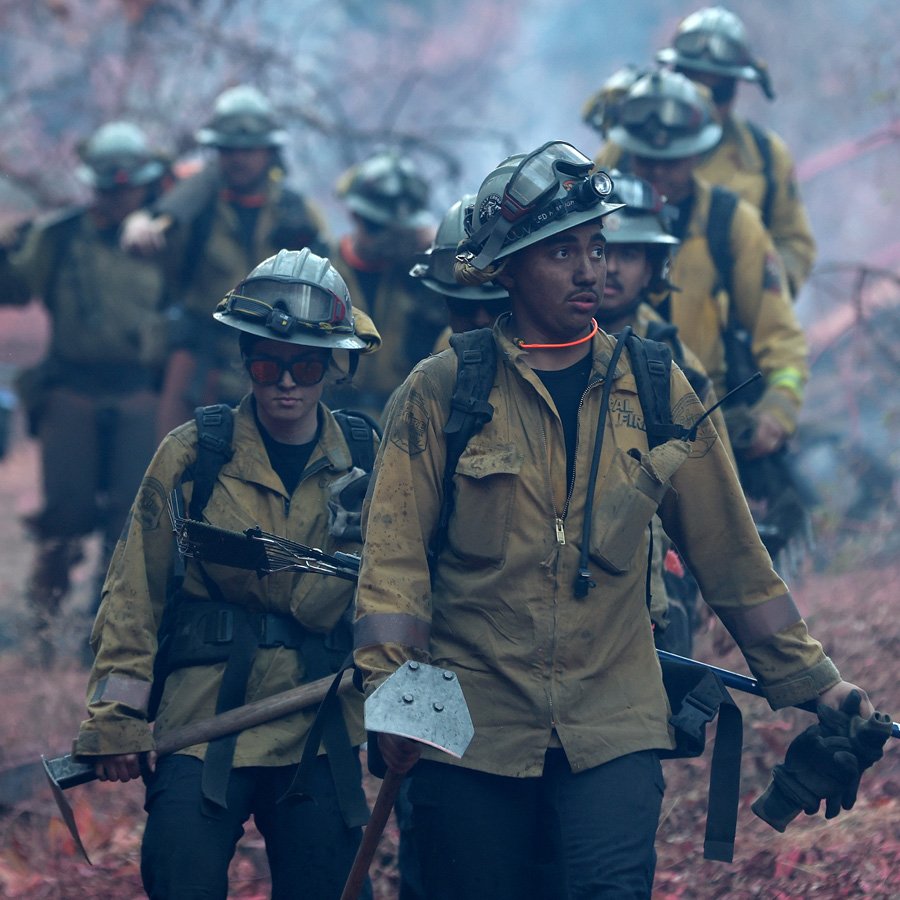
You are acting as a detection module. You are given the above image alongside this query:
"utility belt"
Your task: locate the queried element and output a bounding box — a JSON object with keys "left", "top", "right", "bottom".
{"left": 157, "top": 596, "right": 367, "bottom": 828}
{"left": 164, "top": 598, "right": 312, "bottom": 672}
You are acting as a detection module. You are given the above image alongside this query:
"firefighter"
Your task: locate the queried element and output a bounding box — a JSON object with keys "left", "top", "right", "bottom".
{"left": 0, "top": 121, "right": 170, "bottom": 657}
{"left": 353, "top": 142, "right": 876, "bottom": 899}
{"left": 75, "top": 249, "right": 380, "bottom": 900}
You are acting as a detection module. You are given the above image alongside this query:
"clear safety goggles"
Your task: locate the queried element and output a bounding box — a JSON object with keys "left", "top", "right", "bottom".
{"left": 222, "top": 277, "right": 351, "bottom": 335}
{"left": 619, "top": 95, "right": 703, "bottom": 131}
{"left": 673, "top": 29, "right": 751, "bottom": 67}
{"left": 502, "top": 141, "right": 597, "bottom": 221}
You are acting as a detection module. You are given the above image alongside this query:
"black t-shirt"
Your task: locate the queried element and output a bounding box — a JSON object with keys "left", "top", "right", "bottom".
{"left": 255, "top": 406, "right": 319, "bottom": 496}
{"left": 534, "top": 352, "right": 594, "bottom": 489}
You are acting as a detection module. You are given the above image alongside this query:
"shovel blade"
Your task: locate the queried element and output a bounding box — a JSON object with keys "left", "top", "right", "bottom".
{"left": 365, "top": 661, "right": 474, "bottom": 758}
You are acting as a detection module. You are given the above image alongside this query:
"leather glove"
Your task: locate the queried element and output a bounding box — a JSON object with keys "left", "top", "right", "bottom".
{"left": 752, "top": 691, "right": 892, "bottom": 831}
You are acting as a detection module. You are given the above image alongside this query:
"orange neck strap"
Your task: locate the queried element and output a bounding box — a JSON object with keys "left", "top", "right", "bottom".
{"left": 515, "top": 318, "right": 599, "bottom": 350}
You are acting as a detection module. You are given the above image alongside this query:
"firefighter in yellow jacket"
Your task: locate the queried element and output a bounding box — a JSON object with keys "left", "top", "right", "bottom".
{"left": 353, "top": 143, "right": 873, "bottom": 899}
{"left": 656, "top": 5, "right": 816, "bottom": 295}
{"left": 75, "top": 250, "right": 379, "bottom": 899}
{"left": 599, "top": 69, "right": 807, "bottom": 464}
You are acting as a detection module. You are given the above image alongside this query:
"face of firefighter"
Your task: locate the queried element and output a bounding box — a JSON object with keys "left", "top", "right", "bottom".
{"left": 246, "top": 338, "right": 329, "bottom": 444}
{"left": 599, "top": 243, "right": 652, "bottom": 329}
{"left": 631, "top": 154, "right": 697, "bottom": 204}
{"left": 217, "top": 147, "right": 274, "bottom": 193}
{"left": 445, "top": 297, "right": 509, "bottom": 334}
{"left": 496, "top": 220, "right": 606, "bottom": 349}
{"left": 93, "top": 183, "right": 151, "bottom": 227}
{"left": 676, "top": 67, "right": 738, "bottom": 113}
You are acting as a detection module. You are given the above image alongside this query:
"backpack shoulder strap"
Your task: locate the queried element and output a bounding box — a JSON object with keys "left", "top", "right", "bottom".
{"left": 187, "top": 404, "right": 235, "bottom": 520}
{"left": 744, "top": 119, "right": 776, "bottom": 229}
{"left": 427, "top": 328, "right": 497, "bottom": 573}
{"left": 706, "top": 185, "right": 739, "bottom": 301}
{"left": 624, "top": 332, "right": 689, "bottom": 449}
{"left": 330, "top": 408, "right": 381, "bottom": 473}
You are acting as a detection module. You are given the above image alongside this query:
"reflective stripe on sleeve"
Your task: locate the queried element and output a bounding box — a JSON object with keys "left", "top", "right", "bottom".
{"left": 716, "top": 592, "right": 802, "bottom": 648}
{"left": 354, "top": 613, "right": 430, "bottom": 651}
{"left": 767, "top": 367, "right": 804, "bottom": 401}
{"left": 91, "top": 673, "right": 152, "bottom": 715}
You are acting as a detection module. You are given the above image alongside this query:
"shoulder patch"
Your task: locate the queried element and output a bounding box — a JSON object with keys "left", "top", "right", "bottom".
{"left": 671, "top": 392, "right": 717, "bottom": 458}
{"left": 135, "top": 476, "right": 168, "bottom": 531}
{"left": 390, "top": 388, "right": 431, "bottom": 456}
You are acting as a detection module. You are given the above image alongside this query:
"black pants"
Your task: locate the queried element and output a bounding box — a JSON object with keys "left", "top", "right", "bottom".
{"left": 141, "top": 754, "right": 369, "bottom": 900}
{"left": 407, "top": 748, "right": 664, "bottom": 900}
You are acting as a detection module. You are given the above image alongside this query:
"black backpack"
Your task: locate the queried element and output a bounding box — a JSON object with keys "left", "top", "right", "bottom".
{"left": 433, "top": 329, "right": 743, "bottom": 863}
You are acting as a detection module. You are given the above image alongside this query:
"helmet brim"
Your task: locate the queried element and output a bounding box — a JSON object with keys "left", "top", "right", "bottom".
{"left": 213, "top": 311, "right": 369, "bottom": 351}
{"left": 491, "top": 202, "right": 625, "bottom": 263}
{"left": 607, "top": 122, "right": 722, "bottom": 160}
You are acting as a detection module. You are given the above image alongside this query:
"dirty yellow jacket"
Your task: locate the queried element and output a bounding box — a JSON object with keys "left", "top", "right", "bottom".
{"left": 75, "top": 397, "right": 367, "bottom": 764}
{"left": 662, "top": 177, "right": 808, "bottom": 435}
{"left": 595, "top": 121, "right": 816, "bottom": 296}
{"left": 694, "top": 115, "right": 816, "bottom": 295}
{"left": 354, "top": 320, "right": 839, "bottom": 777}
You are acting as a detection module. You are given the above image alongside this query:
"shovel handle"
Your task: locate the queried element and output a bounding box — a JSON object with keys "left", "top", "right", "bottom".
{"left": 340, "top": 767, "right": 404, "bottom": 900}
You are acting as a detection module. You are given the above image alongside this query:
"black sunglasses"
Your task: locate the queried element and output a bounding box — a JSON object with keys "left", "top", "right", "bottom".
{"left": 244, "top": 353, "right": 329, "bottom": 387}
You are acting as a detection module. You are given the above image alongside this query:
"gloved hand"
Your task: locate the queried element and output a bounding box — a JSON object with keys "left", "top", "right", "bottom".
{"left": 752, "top": 691, "right": 892, "bottom": 832}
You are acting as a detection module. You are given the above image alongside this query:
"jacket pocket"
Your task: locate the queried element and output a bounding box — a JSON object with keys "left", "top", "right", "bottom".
{"left": 589, "top": 442, "right": 690, "bottom": 574}
{"left": 447, "top": 445, "right": 523, "bottom": 566}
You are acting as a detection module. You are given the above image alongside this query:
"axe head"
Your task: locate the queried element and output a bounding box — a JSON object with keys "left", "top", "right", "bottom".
{"left": 41, "top": 755, "right": 92, "bottom": 865}
{"left": 365, "top": 661, "right": 474, "bottom": 758}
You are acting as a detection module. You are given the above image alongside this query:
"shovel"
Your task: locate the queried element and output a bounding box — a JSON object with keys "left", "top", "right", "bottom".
{"left": 339, "top": 660, "right": 474, "bottom": 900}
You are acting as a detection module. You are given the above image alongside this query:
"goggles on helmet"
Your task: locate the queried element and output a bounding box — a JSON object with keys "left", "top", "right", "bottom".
{"left": 619, "top": 95, "right": 703, "bottom": 131}
{"left": 221, "top": 277, "right": 352, "bottom": 337}
{"left": 465, "top": 142, "right": 615, "bottom": 270}
{"left": 244, "top": 352, "right": 329, "bottom": 387}
{"left": 673, "top": 29, "right": 751, "bottom": 68}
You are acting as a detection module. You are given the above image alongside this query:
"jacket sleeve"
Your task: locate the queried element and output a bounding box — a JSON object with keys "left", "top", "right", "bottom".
{"left": 765, "top": 131, "right": 817, "bottom": 296}
{"left": 74, "top": 433, "right": 193, "bottom": 757}
{"left": 659, "top": 368, "right": 840, "bottom": 710}
{"left": 729, "top": 201, "right": 809, "bottom": 434}
{"left": 353, "top": 364, "right": 449, "bottom": 695}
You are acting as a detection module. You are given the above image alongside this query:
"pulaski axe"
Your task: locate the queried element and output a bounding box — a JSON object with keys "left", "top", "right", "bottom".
{"left": 340, "top": 661, "right": 474, "bottom": 900}
{"left": 42, "top": 670, "right": 355, "bottom": 864}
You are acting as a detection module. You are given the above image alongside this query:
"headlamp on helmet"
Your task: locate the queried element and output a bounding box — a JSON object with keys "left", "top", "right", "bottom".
{"left": 460, "top": 141, "right": 623, "bottom": 272}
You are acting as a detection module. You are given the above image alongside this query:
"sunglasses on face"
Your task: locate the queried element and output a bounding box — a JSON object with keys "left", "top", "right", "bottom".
{"left": 244, "top": 353, "right": 329, "bottom": 387}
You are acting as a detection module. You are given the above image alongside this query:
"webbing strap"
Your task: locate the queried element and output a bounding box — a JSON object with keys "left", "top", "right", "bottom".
{"left": 189, "top": 404, "right": 234, "bottom": 520}
{"left": 201, "top": 611, "right": 257, "bottom": 811}
{"left": 429, "top": 329, "right": 496, "bottom": 577}
{"left": 625, "top": 334, "right": 689, "bottom": 449}
{"left": 281, "top": 651, "right": 369, "bottom": 828}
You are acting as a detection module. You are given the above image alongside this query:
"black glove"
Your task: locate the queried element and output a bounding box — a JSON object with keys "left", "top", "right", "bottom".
{"left": 752, "top": 691, "right": 892, "bottom": 832}
{"left": 327, "top": 467, "right": 371, "bottom": 542}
